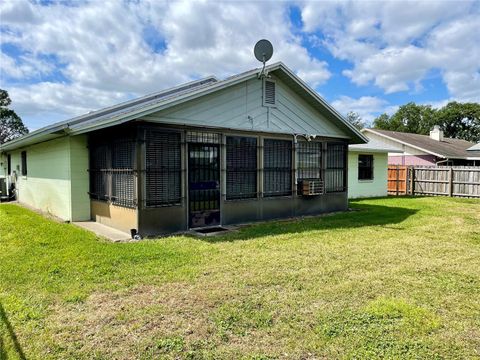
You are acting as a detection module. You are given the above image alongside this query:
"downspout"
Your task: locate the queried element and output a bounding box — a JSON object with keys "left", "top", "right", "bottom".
{"left": 436, "top": 158, "right": 450, "bottom": 166}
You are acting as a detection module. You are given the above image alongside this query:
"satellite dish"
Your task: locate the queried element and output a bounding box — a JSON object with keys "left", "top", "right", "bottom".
{"left": 254, "top": 39, "right": 273, "bottom": 63}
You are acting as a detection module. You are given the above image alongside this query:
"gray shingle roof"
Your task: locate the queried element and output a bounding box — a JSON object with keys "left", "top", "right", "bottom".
{"left": 366, "top": 129, "right": 480, "bottom": 159}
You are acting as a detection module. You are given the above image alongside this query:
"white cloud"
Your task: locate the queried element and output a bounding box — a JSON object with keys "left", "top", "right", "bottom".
{"left": 0, "top": 0, "right": 330, "bottom": 127}
{"left": 332, "top": 95, "right": 388, "bottom": 124}
{"left": 300, "top": 0, "right": 480, "bottom": 101}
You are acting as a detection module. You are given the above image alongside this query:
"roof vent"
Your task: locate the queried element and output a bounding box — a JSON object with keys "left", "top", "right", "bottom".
{"left": 263, "top": 79, "right": 276, "bottom": 107}
{"left": 430, "top": 125, "right": 443, "bottom": 142}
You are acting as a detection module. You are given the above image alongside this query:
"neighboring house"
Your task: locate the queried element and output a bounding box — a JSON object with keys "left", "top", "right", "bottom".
{"left": 364, "top": 127, "right": 480, "bottom": 166}
{"left": 348, "top": 139, "right": 402, "bottom": 199}
{"left": 0, "top": 62, "right": 367, "bottom": 236}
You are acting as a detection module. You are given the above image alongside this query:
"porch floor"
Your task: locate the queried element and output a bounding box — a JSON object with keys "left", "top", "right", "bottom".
{"left": 73, "top": 221, "right": 131, "bottom": 242}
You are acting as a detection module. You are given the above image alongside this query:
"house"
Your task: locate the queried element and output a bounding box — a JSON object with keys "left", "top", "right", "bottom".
{"left": 0, "top": 62, "right": 367, "bottom": 236}
{"left": 364, "top": 127, "right": 480, "bottom": 166}
{"left": 348, "top": 139, "right": 402, "bottom": 199}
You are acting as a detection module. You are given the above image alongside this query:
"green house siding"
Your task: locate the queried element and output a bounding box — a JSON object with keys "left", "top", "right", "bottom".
{"left": 142, "top": 76, "right": 350, "bottom": 139}
{"left": 348, "top": 151, "right": 388, "bottom": 199}
{"left": 6, "top": 135, "right": 90, "bottom": 221}
{"left": 69, "top": 135, "right": 90, "bottom": 221}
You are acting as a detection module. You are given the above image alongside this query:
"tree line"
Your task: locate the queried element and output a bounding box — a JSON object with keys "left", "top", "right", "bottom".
{"left": 347, "top": 102, "right": 480, "bottom": 143}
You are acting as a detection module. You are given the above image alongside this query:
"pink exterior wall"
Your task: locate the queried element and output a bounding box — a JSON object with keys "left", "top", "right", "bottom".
{"left": 388, "top": 155, "right": 437, "bottom": 166}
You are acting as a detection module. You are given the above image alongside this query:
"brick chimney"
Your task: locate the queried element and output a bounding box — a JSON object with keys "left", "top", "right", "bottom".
{"left": 430, "top": 125, "right": 443, "bottom": 141}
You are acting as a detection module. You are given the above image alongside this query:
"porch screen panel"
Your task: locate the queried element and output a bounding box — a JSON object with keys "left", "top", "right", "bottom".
{"left": 111, "top": 140, "right": 136, "bottom": 207}
{"left": 297, "top": 141, "right": 322, "bottom": 179}
{"left": 325, "top": 143, "right": 347, "bottom": 193}
{"left": 89, "top": 143, "right": 109, "bottom": 201}
{"left": 89, "top": 138, "right": 137, "bottom": 208}
{"left": 226, "top": 136, "right": 257, "bottom": 200}
{"left": 145, "top": 131, "right": 181, "bottom": 207}
{"left": 263, "top": 139, "right": 292, "bottom": 197}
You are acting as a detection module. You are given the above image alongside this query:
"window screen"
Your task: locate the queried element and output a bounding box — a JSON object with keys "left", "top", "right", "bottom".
{"left": 21, "top": 151, "right": 27, "bottom": 176}
{"left": 226, "top": 136, "right": 257, "bottom": 200}
{"left": 264, "top": 139, "right": 292, "bottom": 197}
{"left": 89, "top": 138, "right": 136, "bottom": 208}
{"left": 145, "top": 131, "right": 181, "bottom": 207}
{"left": 297, "top": 141, "right": 322, "bottom": 179}
{"left": 358, "top": 154, "right": 374, "bottom": 180}
{"left": 325, "top": 143, "right": 346, "bottom": 193}
{"left": 7, "top": 154, "right": 11, "bottom": 175}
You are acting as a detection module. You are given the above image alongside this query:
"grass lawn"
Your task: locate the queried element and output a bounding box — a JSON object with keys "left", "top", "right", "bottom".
{"left": 1, "top": 197, "right": 479, "bottom": 359}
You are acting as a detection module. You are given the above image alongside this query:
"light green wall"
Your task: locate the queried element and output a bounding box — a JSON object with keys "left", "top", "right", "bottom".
{"left": 142, "top": 76, "right": 349, "bottom": 139}
{"left": 9, "top": 137, "right": 72, "bottom": 220}
{"left": 69, "top": 135, "right": 90, "bottom": 221}
{"left": 348, "top": 151, "right": 388, "bottom": 199}
{"left": 6, "top": 135, "right": 90, "bottom": 221}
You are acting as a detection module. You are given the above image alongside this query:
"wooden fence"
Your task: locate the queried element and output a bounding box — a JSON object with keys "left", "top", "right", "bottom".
{"left": 388, "top": 165, "right": 480, "bottom": 198}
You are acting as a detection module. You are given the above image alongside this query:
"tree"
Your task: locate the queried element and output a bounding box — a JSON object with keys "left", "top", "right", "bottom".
{"left": 373, "top": 102, "right": 436, "bottom": 135}
{"left": 346, "top": 111, "right": 365, "bottom": 130}
{"left": 436, "top": 102, "right": 480, "bottom": 142}
{"left": 372, "top": 101, "right": 480, "bottom": 142}
{"left": 0, "top": 89, "right": 28, "bottom": 144}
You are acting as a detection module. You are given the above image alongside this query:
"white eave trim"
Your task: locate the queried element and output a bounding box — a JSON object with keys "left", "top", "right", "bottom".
{"left": 349, "top": 147, "right": 403, "bottom": 153}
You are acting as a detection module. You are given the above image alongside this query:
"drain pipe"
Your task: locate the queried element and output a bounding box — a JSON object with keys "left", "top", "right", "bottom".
{"left": 436, "top": 158, "right": 450, "bottom": 166}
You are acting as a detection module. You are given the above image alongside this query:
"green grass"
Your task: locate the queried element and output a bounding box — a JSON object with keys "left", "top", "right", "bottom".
{"left": 1, "top": 197, "right": 479, "bottom": 359}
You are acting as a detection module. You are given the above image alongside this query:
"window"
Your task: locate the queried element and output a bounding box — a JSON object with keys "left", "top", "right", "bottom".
{"left": 263, "top": 139, "right": 292, "bottom": 197}
{"left": 297, "top": 141, "right": 322, "bottom": 180}
{"left": 89, "top": 137, "right": 136, "bottom": 208}
{"left": 226, "top": 136, "right": 257, "bottom": 200}
{"left": 21, "top": 151, "right": 27, "bottom": 176}
{"left": 358, "top": 154, "right": 374, "bottom": 180}
{"left": 325, "top": 143, "right": 346, "bottom": 193}
{"left": 7, "top": 154, "right": 11, "bottom": 175}
{"left": 263, "top": 79, "right": 276, "bottom": 107}
{"left": 145, "top": 130, "right": 182, "bottom": 207}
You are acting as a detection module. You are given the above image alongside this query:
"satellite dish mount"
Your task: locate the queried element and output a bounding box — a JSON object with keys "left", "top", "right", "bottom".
{"left": 254, "top": 39, "right": 273, "bottom": 78}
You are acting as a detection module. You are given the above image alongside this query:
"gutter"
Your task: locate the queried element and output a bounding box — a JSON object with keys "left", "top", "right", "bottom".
{"left": 0, "top": 124, "right": 70, "bottom": 152}
{"left": 436, "top": 158, "right": 450, "bottom": 165}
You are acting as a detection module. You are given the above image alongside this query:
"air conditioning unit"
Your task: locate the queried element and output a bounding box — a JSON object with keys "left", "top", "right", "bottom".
{"left": 298, "top": 179, "right": 324, "bottom": 196}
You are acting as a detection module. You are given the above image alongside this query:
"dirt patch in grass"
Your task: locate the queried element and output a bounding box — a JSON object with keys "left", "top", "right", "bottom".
{"left": 49, "top": 280, "right": 288, "bottom": 359}
{"left": 50, "top": 283, "right": 213, "bottom": 357}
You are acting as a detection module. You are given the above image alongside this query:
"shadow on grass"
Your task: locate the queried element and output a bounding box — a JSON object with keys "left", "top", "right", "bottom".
{"left": 0, "top": 303, "right": 26, "bottom": 360}
{"left": 199, "top": 203, "right": 417, "bottom": 243}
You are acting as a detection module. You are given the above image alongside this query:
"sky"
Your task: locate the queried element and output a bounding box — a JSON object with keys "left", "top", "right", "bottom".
{"left": 1, "top": 0, "right": 479, "bottom": 131}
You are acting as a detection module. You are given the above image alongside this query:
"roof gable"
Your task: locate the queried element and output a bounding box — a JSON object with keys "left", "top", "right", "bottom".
{"left": 142, "top": 75, "right": 351, "bottom": 139}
